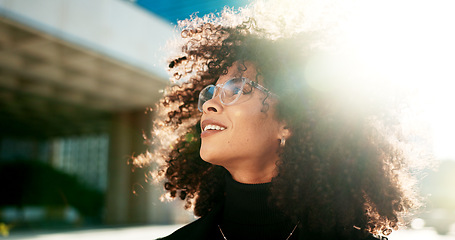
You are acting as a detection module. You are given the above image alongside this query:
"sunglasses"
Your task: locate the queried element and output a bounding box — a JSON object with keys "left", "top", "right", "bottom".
{"left": 198, "top": 77, "right": 275, "bottom": 112}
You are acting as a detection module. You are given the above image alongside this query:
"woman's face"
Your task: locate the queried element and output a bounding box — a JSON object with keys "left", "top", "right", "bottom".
{"left": 200, "top": 62, "right": 285, "bottom": 182}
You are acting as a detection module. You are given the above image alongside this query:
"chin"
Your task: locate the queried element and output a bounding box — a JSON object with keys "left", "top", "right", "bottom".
{"left": 200, "top": 141, "right": 216, "bottom": 160}
{"left": 200, "top": 149, "right": 223, "bottom": 166}
{"left": 200, "top": 148, "right": 214, "bottom": 163}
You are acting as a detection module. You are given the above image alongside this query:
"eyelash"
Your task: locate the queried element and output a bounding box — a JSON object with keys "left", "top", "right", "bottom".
{"left": 242, "top": 83, "right": 253, "bottom": 94}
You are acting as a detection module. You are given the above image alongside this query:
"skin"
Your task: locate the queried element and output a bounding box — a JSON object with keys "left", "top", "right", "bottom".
{"left": 200, "top": 62, "right": 289, "bottom": 184}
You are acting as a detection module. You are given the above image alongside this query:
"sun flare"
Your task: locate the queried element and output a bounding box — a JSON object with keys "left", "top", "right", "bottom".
{"left": 336, "top": 0, "right": 455, "bottom": 160}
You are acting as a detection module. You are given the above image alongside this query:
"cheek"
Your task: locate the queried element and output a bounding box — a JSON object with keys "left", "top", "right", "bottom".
{"left": 232, "top": 107, "right": 276, "bottom": 139}
{"left": 231, "top": 107, "right": 261, "bottom": 128}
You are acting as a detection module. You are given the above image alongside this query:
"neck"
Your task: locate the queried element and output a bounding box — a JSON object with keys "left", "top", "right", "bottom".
{"left": 220, "top": 174, "right": 296, "bottom": 239}
{"left": 223, "top": 175, "right": 283, "bottom": 223}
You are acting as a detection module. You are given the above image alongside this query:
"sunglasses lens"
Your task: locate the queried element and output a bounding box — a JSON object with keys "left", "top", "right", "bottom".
{"left": 197, "top": 78, "right": 247, "bottom": 112}
{"left": 221, "top": 78, "right": 245, "bottom": 104}
{"left": 198, "top": 85, "right": 216, "bottom": 112}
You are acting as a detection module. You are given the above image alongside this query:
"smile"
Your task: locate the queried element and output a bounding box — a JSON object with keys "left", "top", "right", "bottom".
{"left": 203, "top": 124, "right": 226, "bottom": 131}
{"left": 200, "top": 120, "right": 228, "bottom": 138}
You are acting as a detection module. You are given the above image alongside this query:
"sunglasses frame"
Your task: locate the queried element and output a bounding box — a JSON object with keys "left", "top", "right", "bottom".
{"left": 198, "top": 77, "right": 275, "bottom": 112}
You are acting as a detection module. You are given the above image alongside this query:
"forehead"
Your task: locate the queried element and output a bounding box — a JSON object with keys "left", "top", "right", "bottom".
{"left": 216, "top": 62, "right": 262, "bottom": 85}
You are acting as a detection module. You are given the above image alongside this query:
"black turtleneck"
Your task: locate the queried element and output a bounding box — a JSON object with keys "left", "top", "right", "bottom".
{"left": 216, "top": 174, "right": 298, "bottom": 240}
{"left": 161, "top": 173, "right": 379, "bottom": 240}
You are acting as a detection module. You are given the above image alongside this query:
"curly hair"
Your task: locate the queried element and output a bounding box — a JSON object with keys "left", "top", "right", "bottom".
{"left": 133, "top": 4, "right": 421, "bottom": 237}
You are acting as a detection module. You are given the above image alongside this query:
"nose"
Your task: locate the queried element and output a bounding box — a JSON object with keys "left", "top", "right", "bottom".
{"left": 202, "top": 95, "right": 223, "bottom": 113}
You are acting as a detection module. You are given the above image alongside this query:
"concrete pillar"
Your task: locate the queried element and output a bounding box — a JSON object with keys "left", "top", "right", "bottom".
{"left": 105, "top": 111, "right": 132, "bottom": 224}
{"left": 127, "top": 110, "right": 154, "bottom": 224}
{"left": 105, "top": 110, "right": 172, "bottom": 225}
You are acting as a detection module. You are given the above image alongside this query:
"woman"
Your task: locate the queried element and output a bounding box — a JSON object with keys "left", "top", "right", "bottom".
{"left": 134, "top": 3, "right": 421, "bottom": 240}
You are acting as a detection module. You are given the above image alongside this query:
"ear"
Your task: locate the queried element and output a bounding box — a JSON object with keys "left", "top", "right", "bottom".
{"left": 277, "top": 121, "right": 291, "bottom": 140}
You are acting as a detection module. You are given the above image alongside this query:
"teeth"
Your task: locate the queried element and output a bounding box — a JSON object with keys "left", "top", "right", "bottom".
{"left": 204, "top": 124, "right": 226, "bottom": 131}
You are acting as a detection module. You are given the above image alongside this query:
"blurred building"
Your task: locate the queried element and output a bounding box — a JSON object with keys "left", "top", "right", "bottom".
{"left": 0, "top": 0, "right": 186, "bottom": 227}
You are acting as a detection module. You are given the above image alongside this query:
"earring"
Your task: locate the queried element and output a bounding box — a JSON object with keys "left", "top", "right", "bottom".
{"left": 280, "top": 137, "right": 286, "bottom": 147}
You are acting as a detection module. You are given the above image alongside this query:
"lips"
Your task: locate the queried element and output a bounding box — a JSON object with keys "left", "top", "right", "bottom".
{"left": 201, "top": 119, "right": 227, "bottom": 137}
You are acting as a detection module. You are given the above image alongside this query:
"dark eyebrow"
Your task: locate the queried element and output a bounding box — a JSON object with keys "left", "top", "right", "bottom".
{"left": 237, "top": 60, "right": 248, "bottom": 72}
{"left": 233, "top": 72, "right": 244, "bottom": 78}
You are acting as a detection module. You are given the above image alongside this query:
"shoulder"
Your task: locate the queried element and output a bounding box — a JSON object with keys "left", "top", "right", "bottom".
{"left": 301, "top": 229, "right": 389, "bottom": 240}
{"left": 157, "top": 217, "right": 208, "bottom": 240}
{"left": 156, "top": 204, "right": 222, "bottom": 240}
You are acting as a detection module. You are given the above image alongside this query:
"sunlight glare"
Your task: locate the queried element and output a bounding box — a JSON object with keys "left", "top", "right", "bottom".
{"left": 339, "top": 0, "right": 455, "bottom": 160}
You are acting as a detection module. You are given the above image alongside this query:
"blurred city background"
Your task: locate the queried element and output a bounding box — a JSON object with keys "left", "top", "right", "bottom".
{"left": 0, "top": 0, "right": 454, "bottom": 239}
